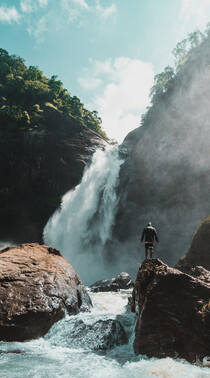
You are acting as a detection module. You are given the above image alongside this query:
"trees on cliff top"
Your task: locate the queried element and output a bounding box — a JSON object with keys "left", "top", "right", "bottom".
{"left": 141, "top": 27, "right": 210, "bottom": 127}
{"left": 0, "top": 48, "right": 107, "bottom": 139}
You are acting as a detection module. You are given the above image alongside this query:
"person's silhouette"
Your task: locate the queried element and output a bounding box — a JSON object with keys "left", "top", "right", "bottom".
{"left": 141, "top": 222, "right": 159, "bottom": 259}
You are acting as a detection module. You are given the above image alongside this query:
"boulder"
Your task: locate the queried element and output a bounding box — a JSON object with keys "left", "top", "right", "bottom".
{"left": 131, "top": 259, "right": 210, "bottom": 363}
{"left": 47, "top": 318, "right": 127, "bottom": 351}
{"left": 0, "top": 243, "right": 92, "bottom": 341}
{"left": 176, "top": 217, "right": 210, "bottom": 272}
{"left": 90, "top": 272, "right": 134, "bottom": 292}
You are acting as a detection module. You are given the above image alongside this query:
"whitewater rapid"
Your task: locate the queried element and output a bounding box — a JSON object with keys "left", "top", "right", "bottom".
{"left": 44, "top": 146, "right": 124, "bottom": 284}
{"left": 0, "top": 290, "right": 209, "bottom": 378}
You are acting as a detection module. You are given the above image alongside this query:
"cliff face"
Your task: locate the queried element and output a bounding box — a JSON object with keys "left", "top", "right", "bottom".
{"left": 0, "top": 104, "right": 105, "bottom": 243}
{"left": 113, "top": 36, "right": 210, "bottom": 267}
{"left": 131, "top": 259, "right": 210, "bottom": 363}
{"left": 176, "top": 217, "right": 210, "bottom": 272}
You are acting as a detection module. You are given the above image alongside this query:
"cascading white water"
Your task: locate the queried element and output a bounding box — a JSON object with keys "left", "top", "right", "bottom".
{"left": 43, "top": 146, "right": 124, "bottom": 284}
{"left": 0, "top": 290, "right": 209, "bottom": 378}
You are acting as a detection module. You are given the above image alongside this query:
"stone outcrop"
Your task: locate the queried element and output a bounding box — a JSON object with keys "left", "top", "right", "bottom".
{"left": 0, "top": 104, "right": 105, "bottom": 243}
{"left": 131, "top": 259, "right": 210, "bottom": 363}
{"left": 176, "top": 217, "right": 210, "bottom": 272}
{"left": 0, "top": 243, "right": 92, "bottom": 341}
{"left": 90, "top": 272, "right": 134, "bottom": 292}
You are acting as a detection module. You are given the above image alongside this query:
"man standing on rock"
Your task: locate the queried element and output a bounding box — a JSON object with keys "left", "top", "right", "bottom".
{"left": 141, "top": 222, "right": 159, "bottom": 259}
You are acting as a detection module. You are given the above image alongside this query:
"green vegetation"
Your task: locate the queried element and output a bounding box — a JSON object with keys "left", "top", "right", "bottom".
{"left": 0, "top": 48, "right": 107, "bottom": 139}
{"left": 141, "top": 25, "right": 210, "bottom": 125}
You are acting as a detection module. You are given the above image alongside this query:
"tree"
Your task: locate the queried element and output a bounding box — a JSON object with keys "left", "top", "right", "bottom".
{"left": 150, "top": 66, "right": 175, "bottom": 102}
{"left": 173, "top": 31, "right": 204, "bottom": 71}
{"left": 0, "top": 49, "right": 107, "bottom": 138}
{"left": 188, "top": 30, "right": 204, "bottom": 49}
{"left": 24, "top": 66, "right": 43, "bottom": 81}
{"left": 0, "top": 48, "right": 9, "bottom": 58}
{"left": 172, "top": 39, "right": 189, "bottom": 69}
{"left": 0, "top": 61, "right": 11, "bottom": 78}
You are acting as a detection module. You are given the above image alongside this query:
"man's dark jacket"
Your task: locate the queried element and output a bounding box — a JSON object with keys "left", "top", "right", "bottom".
{"left": 141, "top": 225, "right": 159, "bottom": 243}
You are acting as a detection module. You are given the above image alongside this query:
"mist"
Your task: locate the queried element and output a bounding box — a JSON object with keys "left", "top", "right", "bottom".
{"left": 43, "top": 146, "right": 126, "bottom": 285}
{"left": 110, "top": 33, "right": 210, "bottom": 269}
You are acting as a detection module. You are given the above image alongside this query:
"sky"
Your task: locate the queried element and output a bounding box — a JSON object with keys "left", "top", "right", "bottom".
{"left": 1, "top": 0, "right": 210, "bottom": 142}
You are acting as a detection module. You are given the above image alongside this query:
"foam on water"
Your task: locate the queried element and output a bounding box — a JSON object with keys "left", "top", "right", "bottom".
{"left": 0, "top": 290, "right": 209, "bottom": 378}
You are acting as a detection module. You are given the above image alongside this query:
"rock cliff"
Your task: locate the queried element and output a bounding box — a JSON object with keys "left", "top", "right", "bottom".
{"left": 0, "top": 104, "right": 105, "bottom": 243}
{"left": 131, "top": 259, "right": 210, "bottom": 363}
{"left": 176, "top": 217, "right": 210, "bottom": 272}
{"left": 111, "top": 34, "right": 210, "bottom": 270}
{"left": 0, "top": 243, "right": 91, "bottom": 341}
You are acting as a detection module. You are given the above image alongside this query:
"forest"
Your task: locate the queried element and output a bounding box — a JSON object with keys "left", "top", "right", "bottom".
{"left": 0, "top": 48, "right": 107, "bottom": 140}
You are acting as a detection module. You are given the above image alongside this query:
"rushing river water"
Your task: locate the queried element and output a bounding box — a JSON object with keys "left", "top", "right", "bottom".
{"left": 0, "top": 289, "right": 209, "bottom": 378}
{"left": 41, "top": 146, "right": 210, "bottom": 377}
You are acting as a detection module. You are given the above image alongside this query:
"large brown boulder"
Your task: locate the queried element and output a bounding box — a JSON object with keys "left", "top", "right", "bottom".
{"left": 0, "top": 243, "right": 92, "bottom": 341}
{"left": 176, "top": 217, "right": 210, "bottom": 272}
{"left": 131, "top": 259, "right": 210, "bottom": 363}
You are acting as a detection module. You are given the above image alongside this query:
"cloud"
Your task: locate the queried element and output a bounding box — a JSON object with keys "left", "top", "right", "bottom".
{"left": 78, "top": 76, "right": 102, "bottom": 90}
{"left": 1, "top": 0, "right": 116, "bottom": 44}
{"left": 0, "top": 6, "right": 21, "bottom": 23}
{"left": 20, "top": 0, "right": 33, "bottom": 13}
{"left": 78, "top": 58, "right": 113, "bottom": 89}
{"left": 61, "top": 0, "right": 89, "bottom": 22}
{"left": 72, "top": 0, "right": 89, "bottom": 9}
{"left": 96, "top": 1, "right": 117, "bottom": 19}
{"left": 19, "top": 0, "right": 49, "bottom": 43}
{"left": 38, "top": 0, "right": 49, "bottom": 7}
{"left": 60, "top": 0, "right": 116, "bottom": 23}
{"left": 27, "top": 16, "right": 47, "bottom": 44}
{"left": 20, "top": 0, "right": 48, "bottom": 13}
{"left": 79, "top": 57, "right": 154, "bottom": 142}
{"left": 181, "top": 0, "right": 210, "bottom": 31}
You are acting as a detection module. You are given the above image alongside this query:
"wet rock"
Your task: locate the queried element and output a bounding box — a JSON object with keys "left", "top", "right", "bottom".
{"left": 90, "top": 272, "right": 134, "bottom": 292}
{"left": 71, "top": 319, "right": 127, "bottom": 350}
{"left": 183, "top": 265, "right": 210, "bottom": 285}
{"left": 0, "top": 243, "right": 92, "bottom": 341}
{"left": 131, "top": 259, "right": 210, "bottom": 363}
{"left": 47, "top": 317, "right": 127, "bottom": 351}
{"left": 203, "top": 356, "right": 210, "bottom": 367}
{"left": 176, "top": 217, "right": 210, "bottom": 272}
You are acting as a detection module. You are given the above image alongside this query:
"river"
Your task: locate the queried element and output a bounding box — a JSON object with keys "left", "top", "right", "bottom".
{"left": 0, "top": 289, "right": 209, "bottom": 378}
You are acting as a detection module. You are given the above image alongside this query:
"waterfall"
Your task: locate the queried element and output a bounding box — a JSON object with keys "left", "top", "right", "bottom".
{"left": 43, "top": 146, "right": 124, "bottom": 284}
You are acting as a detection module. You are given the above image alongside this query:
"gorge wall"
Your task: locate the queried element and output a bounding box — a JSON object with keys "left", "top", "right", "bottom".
{"left": 0, "top": 105, "right": 105, "bottom": 243}
{"left": 111, "top": 34, "right": 210, "bottom": 270}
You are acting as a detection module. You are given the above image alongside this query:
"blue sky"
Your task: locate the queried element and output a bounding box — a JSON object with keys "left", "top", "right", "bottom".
{"left": 1, "top": 0, "right": 210, "bottom": 141}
